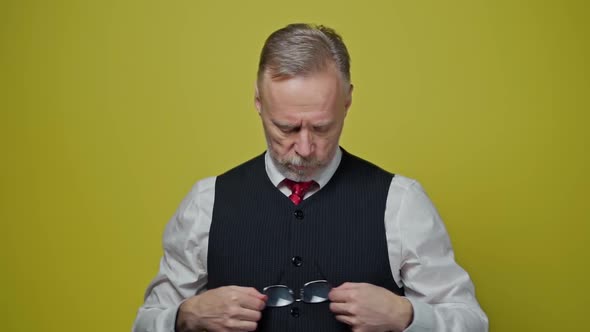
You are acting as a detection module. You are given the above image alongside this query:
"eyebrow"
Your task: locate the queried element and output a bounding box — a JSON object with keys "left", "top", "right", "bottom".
{"left": 272, "top": 120, "right": 334, "bottom": 130}
{"left": 312, "top": 122, "right": 333, "bottom": 129}
{"left": 272, "top": 120, "right": 299, "bottom": 130}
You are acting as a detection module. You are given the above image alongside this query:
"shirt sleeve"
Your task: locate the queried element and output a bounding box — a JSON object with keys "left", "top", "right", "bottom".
{"left": 132, "top": 177, "right": 216, "bottom": 332}
{"left": 384, "top": 177, "right": 489, "bottom": 332}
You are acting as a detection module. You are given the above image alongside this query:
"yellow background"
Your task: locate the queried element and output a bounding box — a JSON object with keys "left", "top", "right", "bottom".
{"left": 1, "top": 1, "right": 588, "bottom": 331}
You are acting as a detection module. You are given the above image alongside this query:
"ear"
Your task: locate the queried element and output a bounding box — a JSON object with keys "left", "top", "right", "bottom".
{"left": 344, "top": 84, "right": 354, "bottom": 115}
{"left": 254, "top": 83, "right": 262, "bottom": 115}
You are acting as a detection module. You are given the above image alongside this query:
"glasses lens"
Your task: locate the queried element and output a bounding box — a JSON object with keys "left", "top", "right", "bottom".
{"left": 301, "top": 280, "right": 331, "bottom": 304}
{"left": 263, "top": 285, "right": 294, "bottom": 307}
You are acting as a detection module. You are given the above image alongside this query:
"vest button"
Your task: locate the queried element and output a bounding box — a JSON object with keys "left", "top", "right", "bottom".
{"left": 290, "top": 306, "right": 300, "bottom": 318}
{"left": 291, "top": 256, "right": 303, "bottom": 267}
{"left": 294, "top": 210, "right": 304, "bottom": 220}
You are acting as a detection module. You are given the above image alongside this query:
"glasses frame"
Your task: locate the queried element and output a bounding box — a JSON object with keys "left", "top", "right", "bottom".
{"left": 263, "top": 279, "right": 332, "bottom": 308}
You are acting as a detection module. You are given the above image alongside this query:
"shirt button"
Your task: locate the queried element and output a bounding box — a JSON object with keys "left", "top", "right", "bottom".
{"left": 290, "top": 306, "right": 300, "bottom": 318}
{"left": 294, "top": 210, "right": 304, "bottom": 220}
{"left": 291, "top": 256, "right": 303, "bottom": 267}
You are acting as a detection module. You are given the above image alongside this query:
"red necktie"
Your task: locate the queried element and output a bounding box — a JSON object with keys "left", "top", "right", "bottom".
{"left": 283, "top": 179, "right": 317, "bottom": 205}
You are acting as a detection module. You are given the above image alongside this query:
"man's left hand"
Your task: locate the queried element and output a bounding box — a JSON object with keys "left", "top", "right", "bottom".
{"left": 328, "top": 282, "right": 413, "bottom": 332}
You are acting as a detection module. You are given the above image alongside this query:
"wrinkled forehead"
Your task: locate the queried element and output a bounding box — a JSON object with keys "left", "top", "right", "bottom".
{"left": 257, "top": 64, "right": 348, "bottom": 97}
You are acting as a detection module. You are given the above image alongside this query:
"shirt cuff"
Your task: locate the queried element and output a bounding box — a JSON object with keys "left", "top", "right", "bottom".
{"left": 162, "top": 304, "right": 182, "bottom": 332}
{"left": 172, "top": 299, "right": 189, "bottom": 332}
{"left": 402, "top": 298, "right": 435, "bottom": 332}
{"left": 132, "top": 302, "right": 181, "bottom": 332}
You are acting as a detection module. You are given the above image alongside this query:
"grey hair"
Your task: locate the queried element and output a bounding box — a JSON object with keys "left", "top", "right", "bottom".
{"left": 257, "top": 23, "right": 351, "bottom": 85}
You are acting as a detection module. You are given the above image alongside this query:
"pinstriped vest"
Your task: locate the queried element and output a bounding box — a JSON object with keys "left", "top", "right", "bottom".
{"left": 207, "top": 150, "right": 403, "bottom": 331}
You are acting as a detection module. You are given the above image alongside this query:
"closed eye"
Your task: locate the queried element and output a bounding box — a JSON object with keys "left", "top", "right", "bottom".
{"left": 274, "top": 122, "right": 300, "bottom": 133}
{"left": 312, "top": 124, "right": 333, "bottom": 133}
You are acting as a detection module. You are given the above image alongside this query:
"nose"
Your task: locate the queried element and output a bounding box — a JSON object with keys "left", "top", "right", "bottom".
{"left": 294, "top": 129, "right": 313, "bottom": 158}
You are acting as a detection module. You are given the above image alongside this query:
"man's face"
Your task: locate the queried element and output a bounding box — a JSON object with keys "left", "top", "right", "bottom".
{"left": 255, "top": 67, "right": 352, "bottom": 181}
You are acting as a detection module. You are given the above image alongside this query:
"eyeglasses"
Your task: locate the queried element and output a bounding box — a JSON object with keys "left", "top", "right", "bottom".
{"left": 263, "top": 280, "right": 332, "bottom": 307}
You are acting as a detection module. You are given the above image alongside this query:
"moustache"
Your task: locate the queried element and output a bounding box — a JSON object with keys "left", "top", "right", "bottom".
{"left": 283, "top": 156, "right": 321, "bottom": 168}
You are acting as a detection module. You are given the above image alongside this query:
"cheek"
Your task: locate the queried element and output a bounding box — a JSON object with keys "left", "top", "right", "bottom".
{"left": 264, "top": 123, "right": 289, "bottom": 147}
{"left": 317, "top": 132, "right": 340, "bottom": 147}
{"left": 269, "top": 132, "right": 289, "bottom": 147}
{"left": 267, "top": 132, "right": 293, "bottom": 153}
{"left": 315, "top": 135, "right": 340, "bottom": 158}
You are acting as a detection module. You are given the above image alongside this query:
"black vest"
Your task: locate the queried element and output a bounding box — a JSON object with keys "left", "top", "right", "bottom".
{"left": 207, "top": 150, "right": 403, "bottom": 331}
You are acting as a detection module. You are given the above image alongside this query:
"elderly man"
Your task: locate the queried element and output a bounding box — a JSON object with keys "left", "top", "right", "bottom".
{"left": 133, "top": 23, "right": 488, "bottom": 332}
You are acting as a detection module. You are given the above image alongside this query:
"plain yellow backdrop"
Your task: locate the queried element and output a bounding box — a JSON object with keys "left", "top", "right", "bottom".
{"left": 1, "top": 1, "right": 588, "bottom": 331}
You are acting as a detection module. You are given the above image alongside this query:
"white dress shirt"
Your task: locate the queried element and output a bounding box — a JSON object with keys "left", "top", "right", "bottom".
{"left": 132, "top": 148, "right": 489, "bottom": 332}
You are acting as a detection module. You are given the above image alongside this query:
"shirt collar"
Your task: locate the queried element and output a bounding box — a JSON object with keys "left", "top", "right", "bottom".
{"left": 265, "top": 147, "right": 342, "bottom": 189}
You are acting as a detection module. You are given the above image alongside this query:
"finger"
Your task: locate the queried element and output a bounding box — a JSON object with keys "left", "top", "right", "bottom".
{"left": 226, "top": 318, "right": 258, "bottom": 332}
{"left": 238, "top": 294, "right": 267, "bottom": 311}
{"left": 231, "top": 287, "right": 268, "bottom": 306}
{"left": 329, "top": 302, "right": 352, "bottom": 315}
{"left": 233, "top": 286, "right": 267, "bottom": 300}
{"left": 234, "top": 307, "right": 263, "bottom": 322}
{"left": 333, "top": 282, "right": 358, "bottom": 290}
{"left": 334, "top": 314, "right": 356, "bottom": 326}
{"left": 328, "top": 288, "right": 351, "bottom": 302}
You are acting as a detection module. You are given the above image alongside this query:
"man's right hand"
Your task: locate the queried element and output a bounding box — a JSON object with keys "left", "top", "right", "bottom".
{"left": 175, "top": 286, "right": 267, "bottom": 332}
